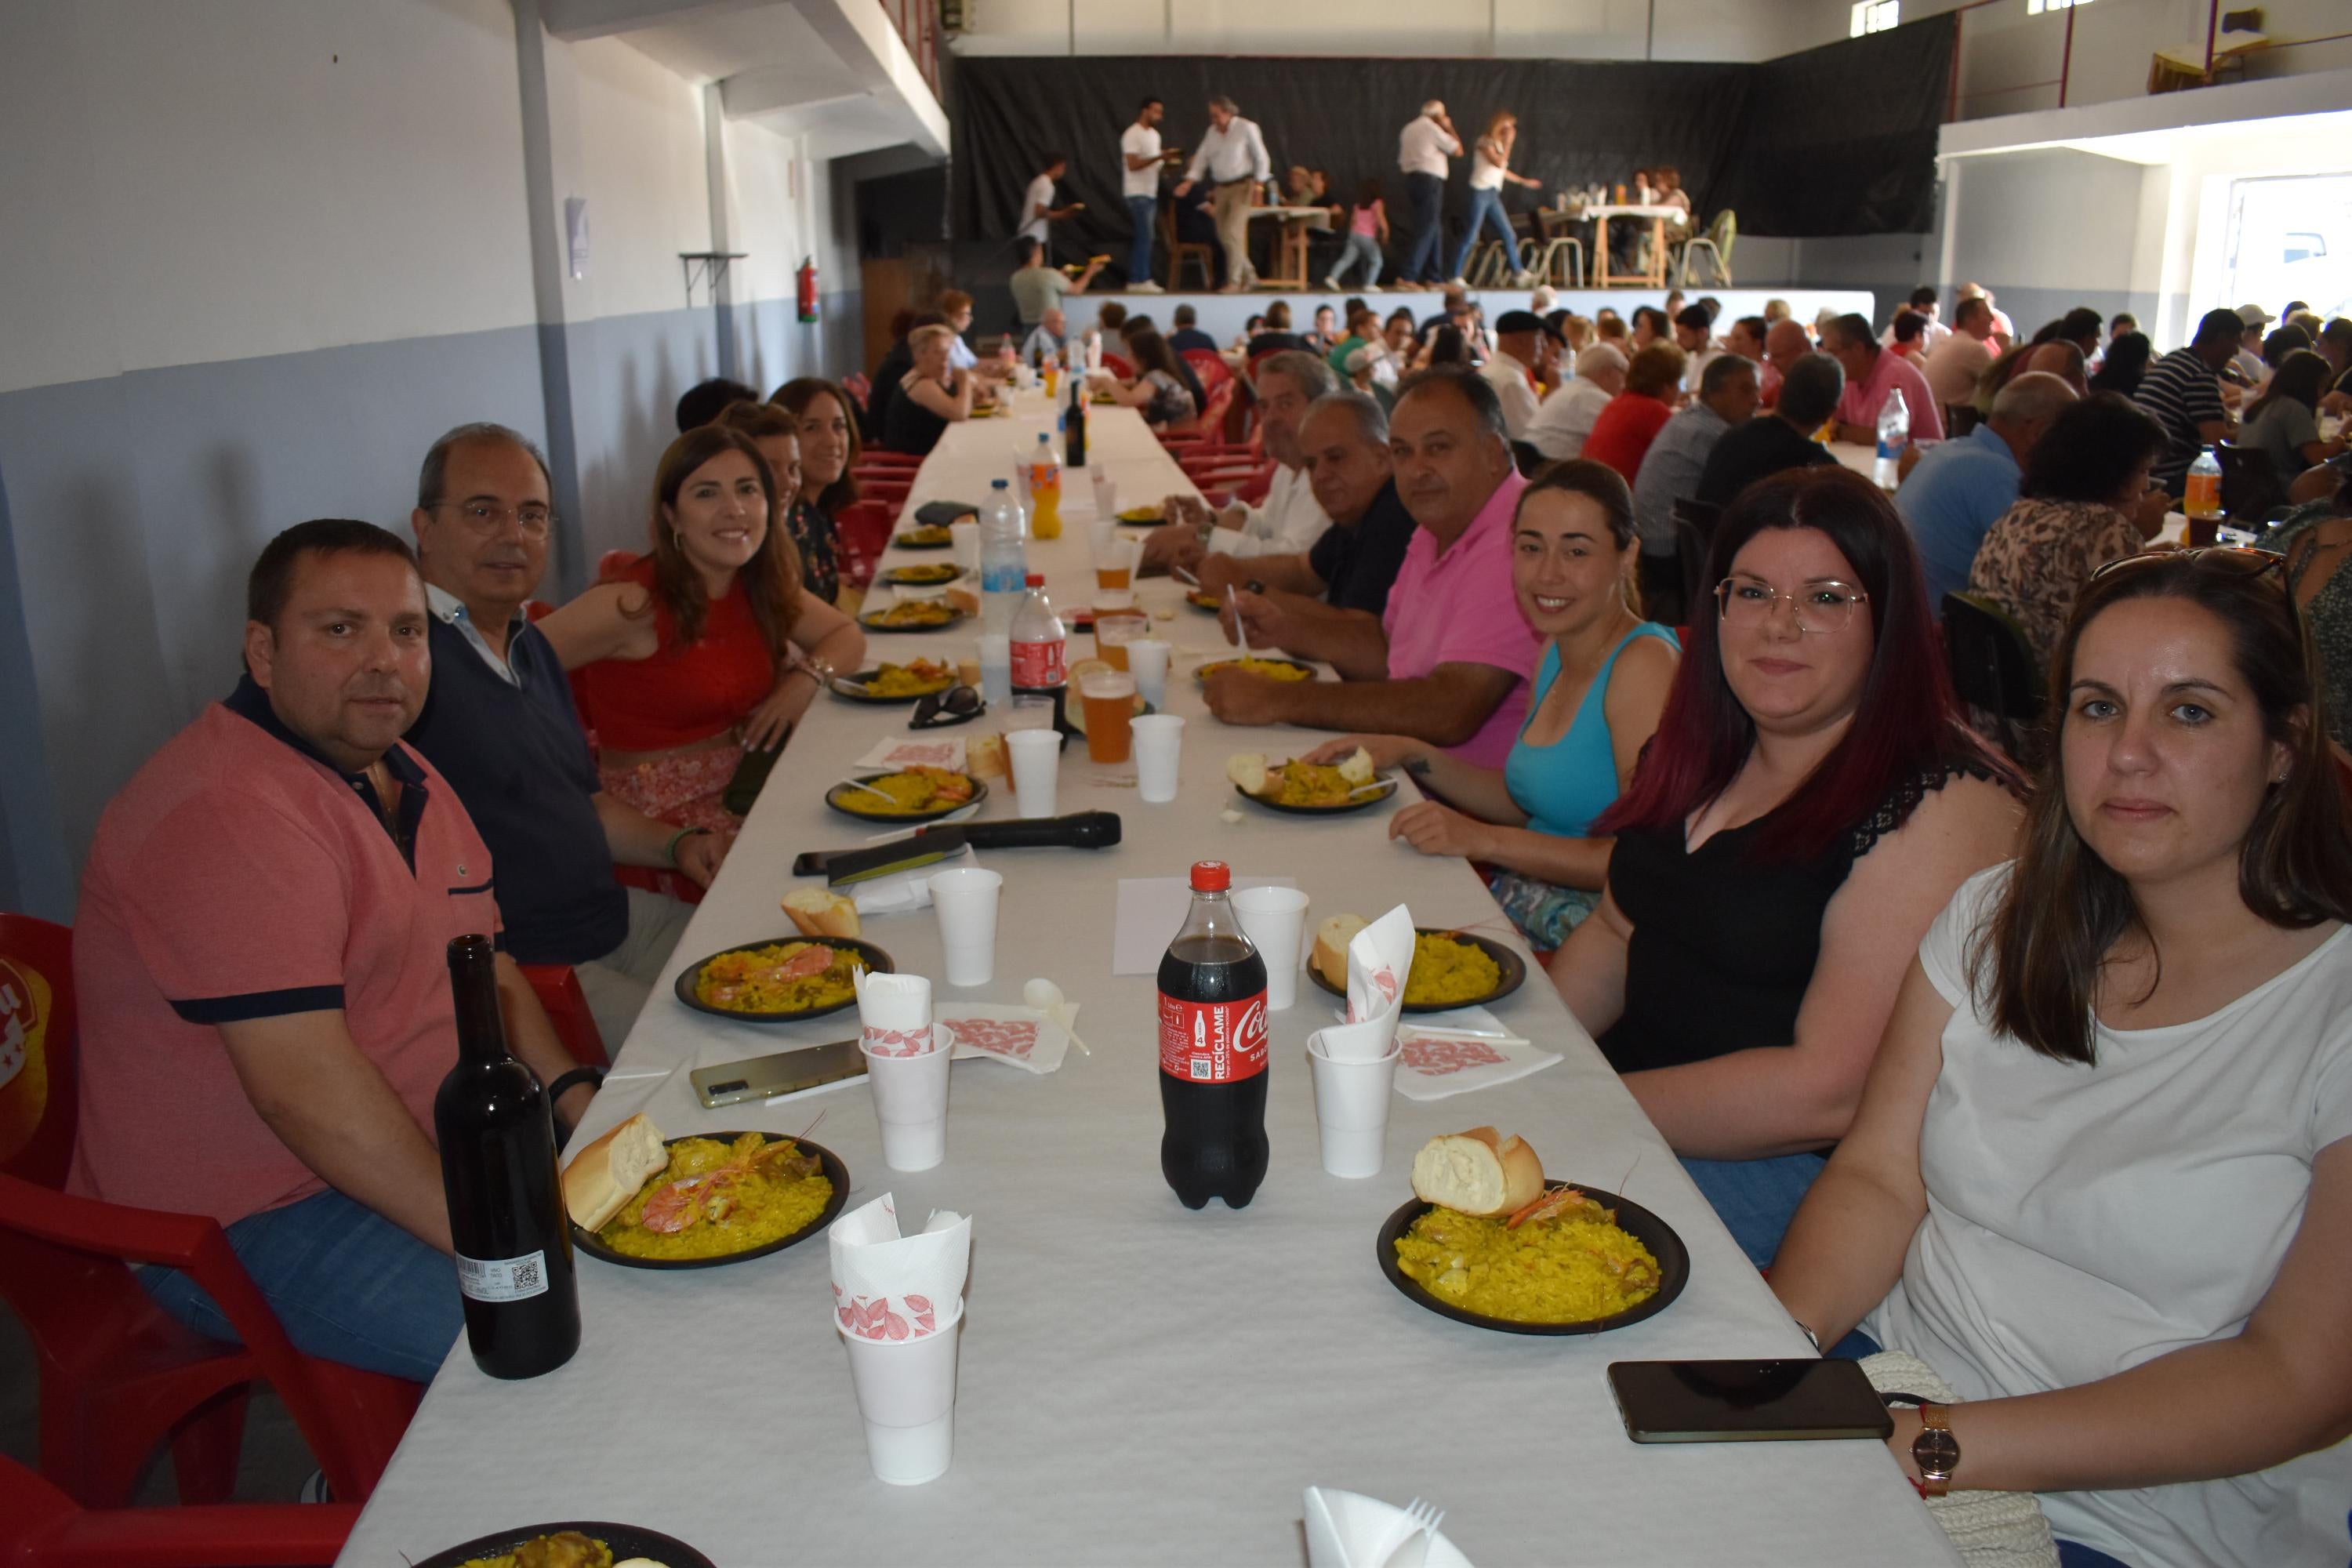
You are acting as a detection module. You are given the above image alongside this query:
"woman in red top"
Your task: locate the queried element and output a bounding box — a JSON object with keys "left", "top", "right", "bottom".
{"left": 1581, "top": 342, "right": 1689, "bottom": 485}
{"left": 544, "top": 425, "right": 865, "bottom": 830}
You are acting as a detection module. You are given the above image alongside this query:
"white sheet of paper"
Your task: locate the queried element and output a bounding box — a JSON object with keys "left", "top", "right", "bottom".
{"left": 1112, "top": 875, "right": 1301, "bottom": 975}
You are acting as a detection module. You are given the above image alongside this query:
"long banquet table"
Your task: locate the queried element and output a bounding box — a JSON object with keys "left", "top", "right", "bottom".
{"left": 339, "top": 390, "right": 1961, "bottom": 1566}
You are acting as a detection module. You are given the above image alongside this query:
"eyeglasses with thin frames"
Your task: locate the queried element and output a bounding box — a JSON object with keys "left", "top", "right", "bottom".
{"left": 429, "top": 499, "right": 556, "bottom": 539}
{"left": 1715, "top": 573, "right": 1871, "bottom": 636}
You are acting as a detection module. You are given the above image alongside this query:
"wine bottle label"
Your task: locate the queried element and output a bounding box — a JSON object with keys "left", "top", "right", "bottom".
{"left": 456, "top": 1249, "right": 550, "bottom": 1304}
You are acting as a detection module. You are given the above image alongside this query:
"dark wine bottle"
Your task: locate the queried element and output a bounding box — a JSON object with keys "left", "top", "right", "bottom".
{"left": 1065, "top": 362, "right": 1088, "bottom": 469}
{"left": 434, "top": 935, "right": 579, "bottom": 1379}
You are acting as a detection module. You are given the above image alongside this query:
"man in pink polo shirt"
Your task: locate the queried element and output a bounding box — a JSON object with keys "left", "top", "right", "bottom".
{"left": 1204, "top": 368, "right": 1537, "bottom": 768}
{"left": 1825, "top": 311, "right": 1944, "bottom": 447}
{"left": 69, "top": 520, "right": 593, "bottom": 1382}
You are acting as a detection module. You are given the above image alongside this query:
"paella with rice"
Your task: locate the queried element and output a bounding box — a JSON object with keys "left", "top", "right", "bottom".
{"left": 595, "top": 1132, "right": 835, "bottom": 1262}
{"left": 1394, "top": 1187, "right": 1662, "bottom": 1324}
{"left": 692, "top": 940, "right": 862, "bottom": 1014}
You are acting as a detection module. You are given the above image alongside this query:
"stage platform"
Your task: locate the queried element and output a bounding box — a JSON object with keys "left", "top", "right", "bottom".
{"left": 1060, "top": 286, "right": 1875, "bottom": 344}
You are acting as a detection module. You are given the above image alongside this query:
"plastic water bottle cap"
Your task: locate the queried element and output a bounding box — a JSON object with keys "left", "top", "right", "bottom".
{"left": 992, "top": 478, "right": 1008, "bottom": 489}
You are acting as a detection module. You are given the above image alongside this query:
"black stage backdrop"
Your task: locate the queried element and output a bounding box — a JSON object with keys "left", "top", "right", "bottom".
{"left": 948, "top": 20, "right": 1951, "bottom": 256}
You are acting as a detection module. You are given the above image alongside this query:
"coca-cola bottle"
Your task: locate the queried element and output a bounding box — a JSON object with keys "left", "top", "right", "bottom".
{"left": 1158, "top": 861, "right": 1269, "bottom": 1210}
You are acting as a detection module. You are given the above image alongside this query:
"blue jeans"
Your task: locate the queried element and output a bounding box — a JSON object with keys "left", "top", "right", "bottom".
{"left": 1452, "top": 187, "right": 1522, "bottom": 278}
{"left": 1330, "top": 230, "right": 1382, "bottom": 285}
{"left": 1403, "top": 172, "right": 1446, "bottom": 282}
{"left": 2055, "top": 1544, "right": 2132, "bottom": 1568}
{"left": 1679, "top": 1150, "right": 1828, "bottom": 1270}
{"left": 1126, "top": 195, "right": 1156, "bottom": 285}
{"left": 139, "top": 1188, "right": 461, "bottom": 1382}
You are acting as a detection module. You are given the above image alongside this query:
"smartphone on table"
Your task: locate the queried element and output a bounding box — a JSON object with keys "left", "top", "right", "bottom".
{"left": 1607, "top": 1358, "right": 1892, "bottom": 1443}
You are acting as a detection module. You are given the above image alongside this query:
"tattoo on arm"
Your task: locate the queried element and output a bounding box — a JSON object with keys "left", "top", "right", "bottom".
{"left": 1405, "top": 757, "right": 1432, "bottom": 777}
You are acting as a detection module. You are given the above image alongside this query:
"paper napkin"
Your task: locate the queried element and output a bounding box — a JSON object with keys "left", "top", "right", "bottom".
{"left": 935, "top": 1002, "right": 1073, "bottom": 1076}
{"left": 855, "top": 735, "right": 968, "bottom": 773}
{"left": 854, "top": 968, "right": 936, "bottom": 1057}
{"left": 1316, "top": 904, "right": 1415, "bottom": 1063}
{"left": 829, "top": 1192, "right": 972, "bottom": 1342}
{"left": 1389, "top": 1027, "right": 1561, "bottom": 1102}
{"left": 848, "top": 844, "right": 979, "bottom": 918}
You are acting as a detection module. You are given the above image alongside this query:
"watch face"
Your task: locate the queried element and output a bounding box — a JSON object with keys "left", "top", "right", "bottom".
{"left": 1912, "top": 1427, "right": 1961, "bottom": 1475}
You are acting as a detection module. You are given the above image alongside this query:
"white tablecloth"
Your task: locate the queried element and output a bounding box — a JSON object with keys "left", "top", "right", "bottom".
{"left": 339, "top": 391, "right": 1959, "bottom": 1567}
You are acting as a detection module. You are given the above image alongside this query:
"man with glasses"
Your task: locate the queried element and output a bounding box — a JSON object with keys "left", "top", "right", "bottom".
{"left": 403, "top": 423, "right": 727, "bottom": 1050}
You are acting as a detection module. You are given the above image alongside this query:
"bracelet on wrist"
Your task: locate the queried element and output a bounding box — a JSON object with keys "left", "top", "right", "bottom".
{"left": 665, "top": 826, "right": 708, "bottom": 866}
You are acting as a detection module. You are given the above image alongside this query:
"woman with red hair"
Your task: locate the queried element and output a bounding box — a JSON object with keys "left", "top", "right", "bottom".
{"left": 1550, "top": 466, "right": 2021, "bottom": 1266}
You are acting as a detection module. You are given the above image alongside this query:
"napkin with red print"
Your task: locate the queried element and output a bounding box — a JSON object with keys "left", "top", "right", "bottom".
{"left": 1389, "top": 1025, "right": 1559, "bottom": 1102}
{"left": 854, "top": 968, "right": 936, "bottom": 1058}
{"left": 1316, "top": 904, "right": 1416, "bottom": 1064}
{"left": 829, "top": 1192, "right": 971, "bottom": 1342}
{"left": 935, "top": 1002, "right": 1073, "bottom": 1076}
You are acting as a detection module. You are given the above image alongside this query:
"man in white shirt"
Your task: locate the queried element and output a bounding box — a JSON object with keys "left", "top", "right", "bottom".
{"left": 1881, "top": 286, "right": 1950, "bottom": 351}
{"left": 1141, "top": 352, "right": 1337, "bottom": 575}
{"left": 1018, "top": 154, "right": 1079, "bottom": 256}
{"left": 1119, "top": 98, "right": 1177, "bottom": 294}
{"left": 1173, "top": 96, "right": 1272, "bottom": 292}
{"left": 1525, "top": 343, "right": 1626, "bottom": 462}
{"left": 1673, "top": 304, "right": 1718, "bottom": 395}
{"left": 1479, "top": 310, "right": 1546, "bottom": 439}
{"left": 1396, "top": 101, "right": 1461, "bottom": 287}
{"left": 1922, "top": 294, "right": 1999, "bottom": 413}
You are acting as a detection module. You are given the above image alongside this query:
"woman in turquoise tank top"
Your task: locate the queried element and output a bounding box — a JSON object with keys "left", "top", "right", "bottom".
{"left": 1308, "top": 462, "right": 1678, "bottom": 948}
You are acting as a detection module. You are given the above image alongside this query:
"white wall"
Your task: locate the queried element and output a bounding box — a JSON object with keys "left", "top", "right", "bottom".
{"left": 956, "top": 0, "right": 1819, "bottom": 59}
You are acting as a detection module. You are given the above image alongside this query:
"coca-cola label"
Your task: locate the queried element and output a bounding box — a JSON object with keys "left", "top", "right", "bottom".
{"left": 1157, "top": 990, "right": 1269, "bottom": 1083}
{"left": 1011, "top": 636, "right": 1065, "bottom": 688}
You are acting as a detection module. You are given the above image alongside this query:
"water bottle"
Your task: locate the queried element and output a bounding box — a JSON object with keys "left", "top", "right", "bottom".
{"left": 979, "top": 479, "right": 1029, "bottom": 636}
{"left": 2185, "top": 446, "right": 2223, "bottom": 521}
{"left": 1008, "top": 572, "right": 1068, "bottom": 692}
{"left": 1873, "top": 386, "right": 1909, "bottom": 490}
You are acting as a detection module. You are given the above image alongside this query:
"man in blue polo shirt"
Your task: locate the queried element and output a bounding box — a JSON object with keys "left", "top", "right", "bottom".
{"left": 402, "top": 424, "right": 730, "bottom": 1050}
{"left": 1895, "top": 372, "right": 2076, "bottom": 610}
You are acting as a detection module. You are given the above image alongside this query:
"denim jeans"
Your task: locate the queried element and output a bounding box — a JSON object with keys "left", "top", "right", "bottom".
{"left": 1678, "top": 1149, "right": 1828, "bottom": 1270}
{"left": 1329, "top": 231, "right": 1382, "bottom": 285}
{"left": 1402, "top": 172, "right": 1446, "bottom": 282}
{"left": 139, "top": 1187, "right": 462, "bottom": 1382}
{"left": 1451, "top": 187, "right": 1522, "bottom": 278}
{"left": 1126, "top": 195, "right": 1156, "bottom": 285}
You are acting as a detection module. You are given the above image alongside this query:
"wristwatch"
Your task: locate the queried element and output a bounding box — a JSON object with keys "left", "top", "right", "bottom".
{"left": 1912, "top": 1403, "right": 1961, "bottom": 1497}
{"left": 1244, "top": 579, "right": 1267, "bottom": 596}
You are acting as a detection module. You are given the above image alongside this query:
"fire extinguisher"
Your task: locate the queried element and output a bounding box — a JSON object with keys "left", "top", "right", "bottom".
{"left": 796, "top": 256, "right": 818, "bottom": 323}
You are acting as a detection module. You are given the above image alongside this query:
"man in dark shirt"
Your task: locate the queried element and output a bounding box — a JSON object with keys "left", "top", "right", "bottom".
{"left": 2133, "top": 307, "right": 2240, "bottom": 494}
{"left": 401, "top": 423, "right": 731, "bottom": 1051}
{"left": 1694, "top": 352, "right": 1843, "bottom": 510}
{"left": 1197, "top": 391, "right": 1415, "bottom": 639}
{"left": 1167, "top": 303, "right": 1218, "bottom": 357}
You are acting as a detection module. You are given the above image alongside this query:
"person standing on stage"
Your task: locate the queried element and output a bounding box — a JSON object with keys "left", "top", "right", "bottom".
{"left": 1174, "top": 96, "right": 1272, "bottom": 293}
{"left": 1018, "top": 153, "right": 1080, "bottom": 260}
{"left": 1397, "top": 100, "right": 1462, "bottom": 289}
{"left": 1120, "top": 97, "right": 1178, "bottom": 294}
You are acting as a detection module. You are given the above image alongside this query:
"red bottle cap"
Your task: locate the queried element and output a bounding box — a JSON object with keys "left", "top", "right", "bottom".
{"left": 1026, "top": 572, "right": 1046, "bottom": 587}
{"left": 1189, "top": 860, "right": 1231, "bottom": 891}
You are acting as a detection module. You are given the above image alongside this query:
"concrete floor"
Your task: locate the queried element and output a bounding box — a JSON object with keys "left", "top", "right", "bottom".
{"left": 2, "top": 1305, "right": 320, "bottom": 1504}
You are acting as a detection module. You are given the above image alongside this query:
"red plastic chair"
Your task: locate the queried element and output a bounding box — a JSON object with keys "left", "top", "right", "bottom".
{"left": 1181, "top": 348, "right": 1232, "bottom": 392}
{"left": 0, "top": 915, "right": 421, "bottom": 1509}
{"left": 1, "top": 1453, "right": 359, "bottom": 1568}
{"left": 1101, "top": 352, "right": 1136, "bottom": 381}
{"left": 518, "top": 964, "right": 607, "bottom": 1067}
{"left": 833, "top": 499, "right": 896, "bottom": 591}
{"left": 855, "top": 450, "right": 923, "bottom": 470}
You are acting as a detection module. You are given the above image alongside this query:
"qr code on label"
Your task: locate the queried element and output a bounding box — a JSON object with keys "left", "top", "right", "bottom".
{"left": 1190, "top": 1058, "right": 1213, "bottom": 1081}
{"left": 510, "top": 1257, "right": 541, "bottom": 1292}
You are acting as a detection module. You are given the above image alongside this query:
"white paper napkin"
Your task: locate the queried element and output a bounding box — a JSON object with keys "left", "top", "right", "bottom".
{"left": 855, "top": 735, "right": 968, "bottom": 773}
{"left": 936, "top": 1002, "right": 1073, "bottom": 1075}
{"left": 1390, "top": 1027, "right": 1561, "bottom": 1102}
{"left": 846, "top": 844, "right": 978, "bottom": 918}
{"left": 1316, "top": 904, "right": 1414, "bottom": 1062}
{"left": 829, "top": 1192, "right": 972, "bottom": 1341}
{"left": 854, "top": 969, "right": 936, "bottom": 1057}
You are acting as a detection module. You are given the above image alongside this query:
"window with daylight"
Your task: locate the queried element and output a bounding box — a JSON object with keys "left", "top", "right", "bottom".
{"left": 2026, "top": 0, "right": 2092, "bottom": 14}
{"left": 1850, "top": 2, "right": 1900, "bottom": 38}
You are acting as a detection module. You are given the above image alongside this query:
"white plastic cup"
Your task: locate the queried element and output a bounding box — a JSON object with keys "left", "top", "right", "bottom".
{"left": 1131, "top": 713, "right": 1185, "bottom": 804}
{"left": 1127, "top": 637, "right": 1172, "bottom": 709}
{"left": 838, "top": 1298, "right": 964, "bottom": 1484}
{"left": 1088, "top": 517, "right": 1120, "bottom": 565}
{"left": 978, "top": 634, "right": 1012, "bottom": 709}
{"left": 1091, "top": 466, "right": 1117, "bottom": 519}
{"left": 1306, "top": 1035, "right": 1401, "bottom": 1179}
{"left": 1006, "top": 728, "right": 1061, "bottom": 818}
{"left": 861, "top": 1030, "right": 953, "bottom": 1171}
{"left": 927, "top": 866, "right": 1004, "bottom": 987}
{"left": 1233, "top": 885, "right": 1310, "bottom": 1011}
{"left": 949, "top": 520, "right": 981, "bottom": 574}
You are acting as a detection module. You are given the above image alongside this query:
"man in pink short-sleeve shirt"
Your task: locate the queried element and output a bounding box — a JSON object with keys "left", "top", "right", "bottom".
{"left": 68, "top": 520, "right": 593, "bottom": 1382}
{"left": 1825, "top": 311, "right": 1944, "bottom": 447}
{"left": 1203, "top": 370, "right": 1538, "bottom": 768}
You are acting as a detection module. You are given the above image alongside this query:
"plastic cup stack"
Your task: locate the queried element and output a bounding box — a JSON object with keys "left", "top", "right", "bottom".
{"left": 861, "top": 1034, "right": 953, "bottom": 1174}
{"left": 839, "top": 1299, "right": 964, "bottom": 1484}
{"left": 1232, "top": 885, "right": 1309, "bottom": 1011}
{"left": 1306, "top": 1033, "right": 1402, "bottom": 1179}
{"left": 927, "top": 866, "right": 1004, "bottom": 987}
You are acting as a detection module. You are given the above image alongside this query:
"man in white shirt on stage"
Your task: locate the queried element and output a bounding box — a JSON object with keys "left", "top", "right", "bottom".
{"left": 1019, "top": 153, "right": 1080, "bottom": 260}
{"left": 1142, "top": 352, "right": 1337, "bottom": 575}
{"left": 1174, "top": 96, "right": 1272, "bottom": 292}
{"left": 1120, "top": 97, "right": 1177, "bottom": 294}
{"left": 1396, "top": 101, "right": 1461, "bottom": 288}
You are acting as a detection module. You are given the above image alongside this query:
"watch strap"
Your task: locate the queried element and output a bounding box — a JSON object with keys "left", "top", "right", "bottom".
{"left": 1913, "top": 1402, "right": 1960, "bottom": 1497}
{"left": 546, "top": 1065, "right": 605, "bottom": 1106}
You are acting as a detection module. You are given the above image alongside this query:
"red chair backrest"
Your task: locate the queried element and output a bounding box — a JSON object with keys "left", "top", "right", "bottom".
{"left": 0, "top": 913, "right": 77, "bottom": 1187}
{"left": 1102, "top": 352, "right": 1136, "bottom": 381}
{"left": 1182, "top": 349, "right": 1230, "bottom": 394}
{"left": 840, "top": 372, "right": 872, "bottom": 411}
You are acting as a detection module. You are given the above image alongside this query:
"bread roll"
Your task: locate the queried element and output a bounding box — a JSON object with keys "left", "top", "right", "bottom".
{"left": 783, "top": 885, "right": 862, "bottom": 939}
{"left": 1410, "top": 1127, "right": 1545, "bottom": 1218}
{"left": 1311, "top": 913, "right": 1367, "bottom": 989}
{"left": 1336, "top": 746, "right": 1375, "bottom": 786}
{"left": 967, "top": 733, "right": 1007, "bottom": 780}
{"left": 561, "top": 1113, "right": 669, "bottom": 1231}
{"left": 1225, "top": 753, "right": 1268, "bottom": 795}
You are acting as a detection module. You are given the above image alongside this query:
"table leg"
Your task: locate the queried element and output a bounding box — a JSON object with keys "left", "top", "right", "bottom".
{"left": 1594, "top": 214, "right": 1614, "bottom": 287}
{"left": 1650, "top": 216, "right": 1667, "bottom": 286}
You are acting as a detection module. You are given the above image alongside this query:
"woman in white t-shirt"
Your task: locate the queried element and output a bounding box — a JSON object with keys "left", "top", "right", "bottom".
{"left": 1448, "top": 111, "right": 1541, "bottom": 289}
{"left": 1774, "top": 548, "right": 2352, "bottom": 1568}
